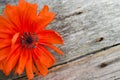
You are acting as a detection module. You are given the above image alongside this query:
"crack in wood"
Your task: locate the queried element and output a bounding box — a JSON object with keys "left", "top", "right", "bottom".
{"left": 13, "top": 42, "right": 120, "bottom": 79}
{"left": 13, "top": 76, "right": 27, "bottom": 80}
{"left": 56, "top": 10, "right": 83, "bottom": 20}
{"left": 15, "top": 43, "right": 120, "bottom": 80}
{"left": 50, "top": 42, "right": 120, "bottom": 69}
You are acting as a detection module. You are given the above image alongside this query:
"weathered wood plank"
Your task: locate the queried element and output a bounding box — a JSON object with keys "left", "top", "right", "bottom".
{"left": 2, "top": 0, "right": 120, "bottom": 65}
{"left": 0, "top": 0, "right": 120, "bottom": 68}
{"left": 33, "top": 45, "right": 120, "bottom": 80}
{"left": 26, "top": 0, "right": 120, "bottom": 65}
{"left": 0, "top": 0, "right": 120, "bottom": 79}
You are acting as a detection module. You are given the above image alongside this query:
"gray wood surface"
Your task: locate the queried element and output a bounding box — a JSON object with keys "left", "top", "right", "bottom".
{"left": 33, "top": 45, "right": 120, "bottom": 80}
{"left": 26, "top": 0, "right": 120, "bottom": 65}
{"left": 0, "top": 0, "right": 120, "bottom": 80}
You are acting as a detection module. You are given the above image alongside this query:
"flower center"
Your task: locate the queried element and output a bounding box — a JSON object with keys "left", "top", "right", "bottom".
{"left": 26, "top": 36, "right": 33, "bottom": 44}
{"left": 20, "top": 32, "right": 38, "bottom": 48}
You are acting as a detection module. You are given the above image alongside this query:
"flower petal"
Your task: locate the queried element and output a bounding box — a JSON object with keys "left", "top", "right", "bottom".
{"left": 39, "top": 45, "right": 56, "bottom": 62}
{"left": 18, "top": 0, "right": 38, "bottom": 32}
{"left": 33, "top": 53, "right": 48, "bottom": 76}
{"left": 6, "top": 44, "right": 20, "bottom": 60}
{"left": 0, "top": 33, "right": 12, "bottom": 39}
{"left": 0, "top": 39, "right": 11, "bottom": 49}
{"left": 15, "top": 49, "right": 28, "bottom": 75}
{"left": 0, "top": 15, "right": 15, "bottom": 31}
{"left": 26, "top": 50, "right": 34, "bottom": 80}
{"left": 4, "top": 47, "right": 21, "bottom": 75}
{"left": 4, "top": 4, "right": 20, "bottom": 31}
{"left": 41, "top": 43, "right": 64, "bottom": 55}
{"left": 0, "top": 47, "right": 10, "bottom": 61}
{"left": 11, "top": 33, "right": 19, "bottom": 48}
{"left": 4, "top": 0, "right": 38, "bottom": 32}
{"left": 34, "top": 47, "right": 56, "bottom": 68}
{"left": 32, "top": 63, "right": 41, "bottom": 76}
{"left": 0, "top": 63, "right": 3, "bottom": 70}
{"left": 0, "top": 60, "right": 5, "bottom": 70}
{"left": 38, "top": 30, "right": 63, "bottom": 44}
{"left": 36, "top": 5, "right": 55, "bottom": 31}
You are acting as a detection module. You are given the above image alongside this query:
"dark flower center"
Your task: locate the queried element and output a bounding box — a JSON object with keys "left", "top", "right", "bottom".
{"left": 26, "top": 36, "right": 33, "bottom": 44}
{"left": 20, "top": 32, "right": 38, "bottom": 48}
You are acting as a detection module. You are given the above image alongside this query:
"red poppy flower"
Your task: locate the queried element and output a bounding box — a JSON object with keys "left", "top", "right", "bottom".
{"left": 0, "top": 0, "right": 63, "bottom": 79}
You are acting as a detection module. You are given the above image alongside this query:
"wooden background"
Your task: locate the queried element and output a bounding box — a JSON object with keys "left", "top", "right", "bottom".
{"left": 0, "top": 0, "right": 120, "bottom": 80}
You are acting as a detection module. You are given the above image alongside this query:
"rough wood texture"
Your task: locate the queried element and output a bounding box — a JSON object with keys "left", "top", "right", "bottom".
{"left": 0, "top": 0, "right": 120, "bottom": 80}
{"left": 26, "top": 0, "right": 120, "bottom": 65}
{"left": 33, "top": 45, "right": 120, "bottom": 80}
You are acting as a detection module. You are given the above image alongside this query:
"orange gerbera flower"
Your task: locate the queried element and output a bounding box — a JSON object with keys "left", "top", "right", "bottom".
{"left": 0, "top": 0, "right": 63, "bottom": 79}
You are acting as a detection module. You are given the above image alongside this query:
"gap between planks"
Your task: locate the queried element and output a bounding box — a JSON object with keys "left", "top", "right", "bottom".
{"left": 15, "top": 43, "right": 120, "bottom": 80}
{"left": 33, "top": 43, "right": 120, "bottom": 80}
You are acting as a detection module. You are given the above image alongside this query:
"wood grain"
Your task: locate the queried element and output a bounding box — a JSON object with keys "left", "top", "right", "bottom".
{"left": 26, "top": 0, "right": 120, "bottom": 65}
{"left": 0, "top": 0, "right": 120, "bottom": 79}
{"left": 1, "top": 0, "right": 120, "bottom": 67}
{"left": 33, "top": 45, "right": 120, "bottom": 80}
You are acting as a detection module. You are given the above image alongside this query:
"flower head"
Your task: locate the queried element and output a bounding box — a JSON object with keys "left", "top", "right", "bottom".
{"left": 0, "top": 0, "right": 63, "bottom": 79}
